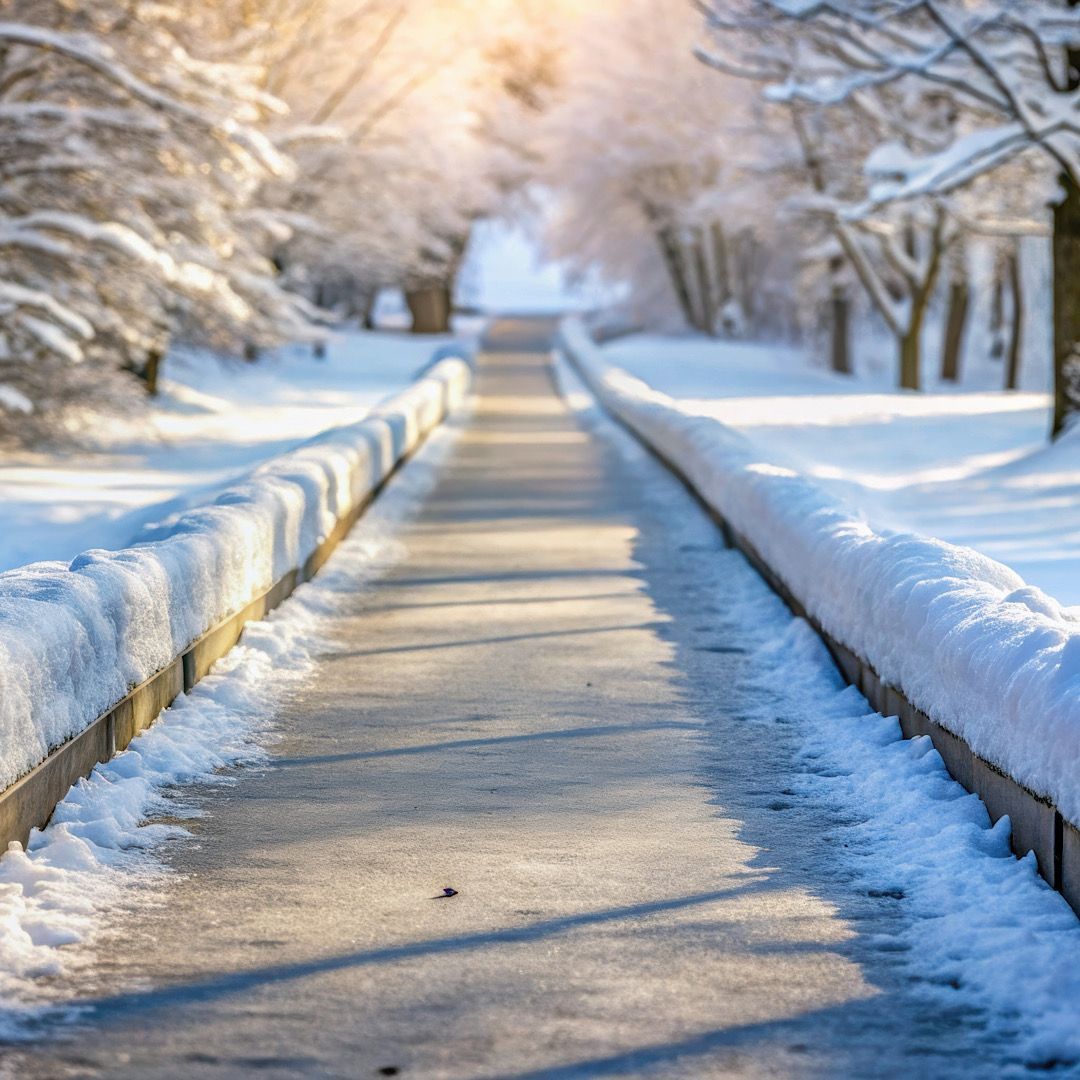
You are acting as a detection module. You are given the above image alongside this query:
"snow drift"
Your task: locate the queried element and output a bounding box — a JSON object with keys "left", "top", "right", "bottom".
{"left": 0, "top": 356, "right": 470, "bottom": 792}
{"left": 560, "top": 317, "right": 1080, "bottom": 827}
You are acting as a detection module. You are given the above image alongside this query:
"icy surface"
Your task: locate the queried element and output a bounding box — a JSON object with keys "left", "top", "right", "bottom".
{"left": 0, "top": 357, "right": 470, "bottom": 793}
{"left": 0, "top": 410, "right": 462, "bottom": 1038}
{"left": 562, "top": 319, "right": 1080, "bottom": 828}
{"left": 0, "top": 328, "right": 465, "bottom": 574}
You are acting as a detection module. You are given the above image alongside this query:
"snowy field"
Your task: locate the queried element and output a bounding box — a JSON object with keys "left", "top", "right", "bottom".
{"left": 600, "top": 335, "right": 1080, "bottom": 606}
{"left": 0, "top": 328, "right": 464, "bottom": 574}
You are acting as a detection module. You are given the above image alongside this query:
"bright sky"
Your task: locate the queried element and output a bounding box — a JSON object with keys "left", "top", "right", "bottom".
{"left": 458, "top": 215, "right": 625, "bottom": 315}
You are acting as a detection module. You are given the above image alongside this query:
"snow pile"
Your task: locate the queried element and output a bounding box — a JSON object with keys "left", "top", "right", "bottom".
{"left": 0, "top": 413, "right": 461, "bottom": 1037}
{"left": 752, "top": 608, "right": 1080, "bottom": 1066}
{"left": 0, "top": 357, "right": 470, "bottom": 793}
{"left": 560, "top": 317, "right": 1080, "bottom": 827}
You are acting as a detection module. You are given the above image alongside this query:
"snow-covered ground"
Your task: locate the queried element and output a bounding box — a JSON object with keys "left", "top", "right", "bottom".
{"left": 564, "top": 318, "right": 1080, "bottom": 832}
{"left": 0, "top": 356, "right": 470, "bottom": 797}
{"left": 0, "top": 328, "right": 465, "bottom": 574}
{"left": 600, "top": 334, "right": 1080, "bottom": 606}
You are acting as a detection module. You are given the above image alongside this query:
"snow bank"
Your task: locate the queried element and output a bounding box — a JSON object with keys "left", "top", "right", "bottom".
{"left": 0, "top": 357, "right": 470, "bottom": 793}
{"left": 556, "top": 345, "right": 1080, "bottom": 1066}
{"left": 560, "top": 318, "right": 1080, "bottom": 827}
{"left": 0, "top": 327, "right": 467, "bottom": 576}
{"left": 0, "top": 412, "right": 462, "bottom": 1037}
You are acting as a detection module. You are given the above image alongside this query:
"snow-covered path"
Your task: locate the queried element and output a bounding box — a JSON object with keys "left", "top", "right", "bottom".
{"left": 6, "top": 320, "right": 1072, "bottom": 1078}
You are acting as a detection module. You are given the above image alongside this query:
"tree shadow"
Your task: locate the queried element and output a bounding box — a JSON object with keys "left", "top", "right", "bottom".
{"left": 44, "top": 884, "right": 769, "bottom": 1027}
{"left": 271, "top": 720, "right": 699, "bottom": 768}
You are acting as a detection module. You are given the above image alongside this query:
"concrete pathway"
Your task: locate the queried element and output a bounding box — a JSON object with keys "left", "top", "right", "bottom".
{"left": 6, "top": 320, "right": 1004, "bottom": 1078}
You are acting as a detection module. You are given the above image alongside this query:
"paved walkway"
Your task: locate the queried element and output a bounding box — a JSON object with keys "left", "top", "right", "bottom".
{"left": 8, "top": 321, "right": 1003, "bottom": 1078}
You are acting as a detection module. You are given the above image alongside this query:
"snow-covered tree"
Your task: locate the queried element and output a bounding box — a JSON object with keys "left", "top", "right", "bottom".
{"left": 700, "top": 0, "right": 1080, "bottom": 421}
{"left": 260, "top": 0, "right": 559, "bottom": 334}
{"left": 539, "top": 0, "right": 803, "bottom": 336}
{"left": 0, "top": 1, "right": 320, "bottom": 437}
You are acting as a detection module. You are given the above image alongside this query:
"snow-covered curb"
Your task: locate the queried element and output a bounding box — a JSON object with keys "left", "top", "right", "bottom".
{"left": 554, "top": 346, "right": 1080, "bottom": 1067}
{"left": 0, "top": 355, "right": 471, "bottom": 794}
{"left": 0, "top": 409, "right": 465, "bottom": 1037}
{"left": 559, "top": 317, "right": 1080, "bottom": 830}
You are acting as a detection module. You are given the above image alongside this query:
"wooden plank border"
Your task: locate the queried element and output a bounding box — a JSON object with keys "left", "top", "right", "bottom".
{"left": 558, "top": 333, "right": 1080, "bottom": 919}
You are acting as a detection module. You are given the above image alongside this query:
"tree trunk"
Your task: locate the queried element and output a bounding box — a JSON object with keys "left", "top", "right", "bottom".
{"left": 1005, "top": 249, "right": 1024, "bottom": 391}
{"left": 899, "top": 328, "right": 920, "bottom": 391}
{"left": 358, "top": 290, "right": 377, "bottom": 330}
{"left": 900, "top": 287, "right": 934, "bottom": 391}
{"left": 655, "top": 225, "right": 697, "bottom": 329}
{"left": 897, "top": 208, "right": 947, "bottom": 391}
{"left": 679, "top": 232, "right": 707, "bottom": 332}
{"left": 710, "top": 222, "right": 731, "bottom": 305}
{"left": 989, "top": 256, "right": 1005, "bottom": 360}
{"left": 1053, "top": 20, "right": 1080, "bottom": 435}
{"left": 312, "top": 279, "right": 328, "bottom": 357}
{"left": 406, "top": 285, "right": 451, "bottom": 334}
{"left": 142, "top": 349, "right": 163, "bottom": 396}
{"left": 828, "top": 255, "right": 851, "bottom": 375}
{"left": 692, "top": 228, "right": 717, "bottom": 335}
{"left": 830, "top": 288, "right": 851, "bottom": 375}
{"left": 1053, "top": 171, "right": 1080, "bottom": 434}
{"left": 732, "top": 232, "right": 758, "bottom": 327}
{"left": 940, "top": 277, "right": 970, "bottom": 382}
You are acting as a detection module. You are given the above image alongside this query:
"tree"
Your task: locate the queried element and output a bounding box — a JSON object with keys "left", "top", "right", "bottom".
{"left": 260, "top": 0, "right": 559, "bottom": 334}
{"left": 538, "top": 0, "right": 802, "bottom": 337}
{"left": 0, "top": 1, "right": 319, "bottom": 433}
{"left": 700, "top": 0, "right": 1080, "bottom": 428}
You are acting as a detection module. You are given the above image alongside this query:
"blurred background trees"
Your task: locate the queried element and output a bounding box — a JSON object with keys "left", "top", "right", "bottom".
{"left": 1, "top": 0, "right": 1075, "bottom": 440}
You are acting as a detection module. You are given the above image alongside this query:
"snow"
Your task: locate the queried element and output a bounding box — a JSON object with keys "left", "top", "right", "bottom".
{"left": 598, "top": 333, "right": 1078, "bottom": 602}
{"left": 0, "top": 408, "right": 463, "bottom": 1038}
{"left": 0, "top": 386, "right": 32, "bottom": 415}
{"left": 862, "top": 126, "right": 1030, "bottom": 205}
{"left": 561, "top": 317, "right": 1080, "bottom": 829}
{"left": 0, "top": 353, "right": 470, "bottom": 795}
{"left": 555, "top": 345, "right": 1080, "bottom": 1068}
{"left": 0, "top": 328, "right": 463, "bottom": 574}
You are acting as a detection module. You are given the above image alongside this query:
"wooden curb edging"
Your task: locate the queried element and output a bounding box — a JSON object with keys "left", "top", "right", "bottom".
{"left": 558, "top": 333, "right": 1080, "bottom": 919}
{"left": 0, "top": 359, "right": 470, "bottom": 854}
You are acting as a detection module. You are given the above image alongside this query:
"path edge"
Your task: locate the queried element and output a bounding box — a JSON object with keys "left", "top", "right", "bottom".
{"left": 0, "top": 352, "right": 473, "bottom": 854}
{"left": 557, "top": 324, "right": 1080, "bottom": 919}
